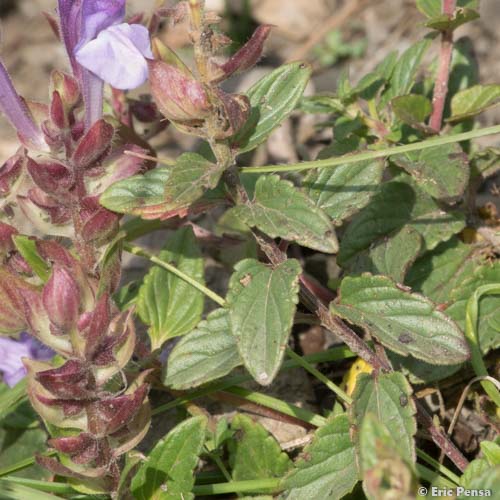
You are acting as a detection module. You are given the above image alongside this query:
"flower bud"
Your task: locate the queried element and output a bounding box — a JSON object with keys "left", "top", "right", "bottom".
{"left": 50, "top": 91, "right": 66, "bottom": 129}
{"left": 26, "top": 157, "right": 72, "bottom": 194}
{"left": 72, "top": 119, "right": 114, "bottom": 169}
{"left": 0, "top": 221, "right": 17, "bottom": 258}
{"left": 214, "top": 90, "right": 251, "bottom": 139}
{"left": 80, "top": 197, "right": 120, "bottom": 244}
{"left": 0, "top": 267, "right": 30, "bottom": 335}
{"left": 0, "top": 152, "right": 23, "bottom": 195}
{"left": 50, "top": 71, "right": 80, "bottom": 110}
{"left": 48, "top": 433, "right": 102, "bottom": 465}
{"left": 42, "top": 265, "right": 81, "bottom": 332}
{"left": 148, "top": 60, "right": 211, "bottom": 123}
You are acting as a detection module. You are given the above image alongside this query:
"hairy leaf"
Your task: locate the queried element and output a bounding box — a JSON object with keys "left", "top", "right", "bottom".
{"left": 281, "top": 414, "right": 358, "bottom": 499}
{"left": 228, "top": 414, "right": 292, "bottom": 481}
{"left": 351, "top": 372, "right": 416, "bottom": 462}
{"left": 331, "top": 275, "right": 470, "bottom": 364}
{"left": 303, "top": 160, "right": 385, "bottom": 225}
{"left": 131, "top": 416, "right": 207, "bottom": 500}
{"left": 231, "top": 175, "right": 338, "bottom": 253}
{"left": 338, "top": 175, "right": 465, "bottom": 266}
{"left": 416, "top": 0, "right": 478, "bottom": 18}
{"left": 227, "top": 258, "right": 301, "bottom": 385}
{"left": 232, "top": 62, "right": 311, "bottom": 153}
{"left": 450, "top": 84, "right": 500, "bottom": 121}
{"left": 392, "top": 94, "right": 432, "bottom": 127}
{"left": 137, "top": 226, "right": 204, "bottom": 349}
{"left": 163, "top": 309, "right": 241, "bottom": 389}
{"left": 392, "top": 143, "right": 470, "bottom": 200}
{"left": 425, "top": 8, "right": 479, "bottom": 32}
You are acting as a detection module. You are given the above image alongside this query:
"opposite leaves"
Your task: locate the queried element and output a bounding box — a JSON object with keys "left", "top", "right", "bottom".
{"left": 331, "top": 275, "right": 470, "bottom": 365}
{"left": 137, "top": 226, "right": 204, "bottom": 350}
{"left": 227, "top": 258, "right": 301, "bottom": 385}
{"left": 131, "top": 416, "right": 207, "bottom": 500}
{"left": 231, "top": 175, "right": 338, "bottom": 253}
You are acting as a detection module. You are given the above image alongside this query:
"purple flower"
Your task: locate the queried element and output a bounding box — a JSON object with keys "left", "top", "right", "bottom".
{"left": 58, "top": 0, "right": 152, "bottom": 127}
{"left": 0, "top": 333, "right": 54, "bottom": 387}
{"left": 0, "top": 61, "right": 46, "bottom": 150}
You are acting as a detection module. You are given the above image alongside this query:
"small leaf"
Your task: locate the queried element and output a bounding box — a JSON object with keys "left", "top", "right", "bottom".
{"left": 425, "top": 8, "right": 479, "bottom": 31}
{"left": 331, "top": 275, "right": 470, "bottom": 364}
{"left": 480, "top": 440, "right": 500, "bottom": 465}
{"left": 338, "top": 175, "right": 466, "bottom": 266}
{"left": 227, "top": 258, "right": 301, "bottom": 385}
{"left": 232, "top": 62, "right": 311, "bottom": 154}
{"left": 359, "top": 414, "right": 417, "bottom": 499}
{"left": 13, "top": 235, "right": 50, "bottom": 282}
{"left": 416, "top": 0, "right": 478, "bottom": 19}
{"left": 457, "top": 465, "right": 500, "bottom": 499}
{"left": 303, "top": 160, "right": 385, "bottom": 225}
{"left": 137, "top": 226, "right": 204, "bottom": 349}
{"left": 231, "top": 175, "right": 338, "bottom": 253}
{"left": 162, "top": 153, "right": 224, "bottom": 211}
{"left": 460, "top": 458, "right": 492, "bottom": 489}
{"left": 228, "top": 414, "right": 292, "bottom": 481}
{"left": 450, "top": 84, "right": 500, "bottom": 121}
{"left": 351, "top": 372, "right": 416, "bottom": 463}
{"left": 381, "top": 39, "right": 431, "bottom": 104}
{"left": 131, "top": 416, "right": 207, "bottom": 500}
{"left": 281, "top": 414, "right": 358, "bottom": 500}
{"left": 163, "top": 309, "right": 241, "bottom": 389}
{"left": 392, "top": 143, "right": 470, "bottom": 200}
{"left": 391, "top": 94, "right": 432, "bottom": 127}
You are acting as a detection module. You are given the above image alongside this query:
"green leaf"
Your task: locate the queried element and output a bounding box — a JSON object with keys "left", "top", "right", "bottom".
{"left": 425, "top": 8, "right": 479, "bottom": 32}
{"left": 480, "top": 440, "right": 500, "bottom": 465}
{"left": 160, "top": 153, "right": 225, "bottom": 211}
{"left": 227, "top": 258, "right": 301, "bottom": 385}
{"left": 331, "top": 275, "right": 470, "bottom": 364}
{"left": 392, "top": 143, "right": 470, "bottom": 200}
{"left": 458, "top": 465, "right": 500, "bottom": 499}
{"left": 303, "top": 159, "right": 385, "bottom": 225}
{"left": 228, "top": 414, "right": 292, "bottom": 481}
{"left": 359, "top": 414, "right": 417, "bottom": 499}
{"left": 351, "top": 372, "right": 416, "bottom": 463}
{"left": 338, "top": 175, "right": 466, "bottom": 266}
{"left": 0, "top": 380, "right": 28, "bottom": 422}
{"left": 137, "top": 226, "right": 204, "bottom": 349}
{"left": 13, "top": 236, "right": 50, "bottom": 282}
{"left": 131, "top": 416, "right": 207, "bottom": 500}
{"left": 381, "top": 39, "right": 431, "bottom": 104}
{"left": 405, "top": 237, "right": 477, "bottom": 303}
{"left": 460, "top": 458, "right": 491, "bottom": 488}
{"left": 163, "top": 309, "right": 241, "bottom": 389}
{"left": 0, "top": 481, "right": 64, "bottom": 500}
{"left": 281, "top": 414, "right": 358, "bottom": 499}
{"left": 450, "top": 84, "right": 500, "bottom": 121}
{"left": 416, "top": 0, "right": 478, "bottom": 18}
{"left": 348, "top": 226, "right": 422, "bottom": 283}
{"left": 232, "top": 62, "right": 311, "bottom": 154}
{"left": 230, "top": 175, "right": 338, "bottom": 253}
{"left": 298, "top": 95, "right": 344, "bottom": 114}
{"left": 391, "top": 94, "right": 432, "bottom": 127}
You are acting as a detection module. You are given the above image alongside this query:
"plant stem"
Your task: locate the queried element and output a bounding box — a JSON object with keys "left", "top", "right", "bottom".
{"left": 0, "top": 451, "right": 57, "bottom": 477}
{"left": 193, "top": 477, "right": 281, "bottom": 495}
{"left": 416, "top": 449, "right": 461, "bottom": 485}
{"left": 123, "top": 243, "right": 227, "bottom": 307}
{"left": 0, "top": 476, "right": 76, "bottom": 494}
{"left": 240, "top": 124, "right": 500, "bottom": 173}
{"left": 429, "top": 0, "right": 456, "bottom": 131}
{"left": 416, "top": 464, "right": 456, "bottom": 489}
{"left": 286, "top": 348, "right": 353, "bottom": 405}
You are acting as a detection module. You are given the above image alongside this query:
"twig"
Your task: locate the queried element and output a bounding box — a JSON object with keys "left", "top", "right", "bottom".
{"left": 286, "top": 0, "right": 367, "bottom": 63}
{"left": 429, "top": 0, "right": 457, "bottom": 131}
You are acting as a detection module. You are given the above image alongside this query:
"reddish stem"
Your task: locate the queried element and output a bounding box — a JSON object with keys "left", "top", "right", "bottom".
{"left": 429, "top": 0, "right": 457, "bottom": 132}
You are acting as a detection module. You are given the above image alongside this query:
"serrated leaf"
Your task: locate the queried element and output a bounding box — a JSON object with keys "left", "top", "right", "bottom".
{"left": 281, "top": 414, "right": 358, "bottom": 500}
{"left": 331, "top": 275, "right": 470, "bottom": 364}
{"left": 303, "top": 160, "right": 385, "bottom": 225}
{"left": 137, "top": 226, "right": 204, "bottom": 349}
{"left": 231, "top": 175, "right": 338, "bottom": 253}
{"left": 406, "top": 237, "right": 477, "bottom": 303}
{"left": 351, "top": 372, "right": 416, "bottom": 462}
{"left": 228, "top": 414, "right": 292, "bottom": 481}
{"left": 359, "top": 414, "right": 418, "bottom": 500}
{"left": 338, "top": 175, "right": 466, "bottom": 266}
{"left": 348, "top": 226, "right": 422, "bottom": 283}
{"left": 131, "top": 416, "right": 207, "bottom": 500}
{"left": 425, "top": 8, "right": 479, "bottom": 31}
{"left": 227, "top": 258, "right": 301, "bottom": 385}
{"left": 163, "top": 309, "right": 241, "bottom": 389}
{"left": 381, "top": 39, "right": 431, "bottom": 104}
{"left": 458, "top": 465, "right": 500, "bottom": 499}
{"left": 161, "top": 153, "right": 225, "bottom": 210}
{"left": 231, "top": 62, "right": 311, "bottom": 153}
{"left": 391, "top": 94, "right": 432, "bottom": 127}
{"left": 13, "top": 236, "right": 50, "bottom": 282}
{"left": 450, "top": 84, "right": 500, "bottom": 121}
{"left": 392, "top": 143, "right": 470, "bottom": 200}
{"left": 460, "top": 458, "right": 492, "bottom": 488}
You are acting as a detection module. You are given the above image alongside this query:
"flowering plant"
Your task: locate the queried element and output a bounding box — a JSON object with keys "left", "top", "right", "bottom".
{"left": 0, "top": 0, "right": 498, "bottom": 498}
